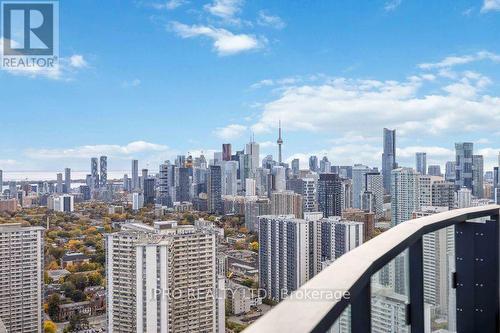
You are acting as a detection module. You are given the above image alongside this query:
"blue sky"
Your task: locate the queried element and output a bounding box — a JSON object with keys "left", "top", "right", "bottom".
{"left": 1, "top": 0, "right": 500, "bottom": 177}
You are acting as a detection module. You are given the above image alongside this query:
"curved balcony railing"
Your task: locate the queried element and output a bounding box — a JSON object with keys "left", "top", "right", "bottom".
{"left": 244, "top": 205, "right": 500, "bottom": 333}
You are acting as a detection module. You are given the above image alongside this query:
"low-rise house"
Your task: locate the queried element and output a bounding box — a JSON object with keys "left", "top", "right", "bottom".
{"left": 57, "top": 301, "right": 92, "bottom": 322}
{"left": 226, "top": 281, "right": 262, "bottom": 315}
{"left": 60, "top": 252, "right": 91, "bottom": 268}
{"left": 47, "top": 269, "right": 71, "bottom": 282}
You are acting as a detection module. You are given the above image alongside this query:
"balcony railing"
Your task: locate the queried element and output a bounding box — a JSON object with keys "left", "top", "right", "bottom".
{"left": 245, "top": 205, "right": 500, "bottom": 333}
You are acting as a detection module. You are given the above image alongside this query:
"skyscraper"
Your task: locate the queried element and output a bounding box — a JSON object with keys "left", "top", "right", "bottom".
{"left": 419, "top": 175, "right": 438, "bottom": 207}
{"left": 391, "top": 167, "right": 420, "bottom": 227}
{"left": 50, "top": 194, "right": 75, "bottom": 212}
{"left": 222, "top": 161, "right": 238, "bottom": 196}
{"left": 309, "top": 156, "right": 318, "bottom": 172}
{"left": 64, "top": 167, "right": 71, "bottom": 193}
{"left": 433, "top": 182, "right": 455, "bottom": 210}
{"left": 0, "top": 170, "right": 3, "bottom": 197}
{"left": 270, "top": 190, "right": 303, "bottom": 218}
{"left": 132, "top": 192, "right": 144, "bottom": 210}
{"left": 100, "top": 156, "right": 107, "bottom": 187}
{"left": 91, "top": 157, "right": 99, "bottom": 188}
{"left": 454, "top": 142, "right": 473, "bottom": 191}
{"left": 317, "top": 173, "right": 342, "bottom": 218}
{"left": 341, "top": 179, "right": 353, "bottom": 211}
{"left": 370, "top": 286, "right": 409, "bottom": 333}
{"left": 472, "top": 154, "right": 484, "bottom": 198}
{"left": 390, "top": 168, "right": 418, "bottom": 296}
{"left": 416, "top": 152, "right": 427, "bottom": 175}
{"left": 272, "top": 165, "right": 286, "bottom": 192}
{"left": 457, "top": 187, "right": 472, "bottom": 208}
{"left": 158, "top": 162, "right": 171, "bottom": 206}
{"left": 259, "top": 215, "right": 321, "bottom": 301}
{"left": 141, "top": 169, "right": 148, "bottom": 190}
{"left": 288, "top": 177, "right": 317, "bottom": 213}
{"left": 208, "top": 165, "right": 222, "bottom": 214}
{"left": 143, "top": 178, "right": 155, "bottom": 205}
{"left": 0, "top": 223, "right": 44, "bottom": 333}
{"left": 177, "top": 167, "right": 191, "bottom": 201}
{"left": 291, "top": 158, "right": 300, "bottom": 177}
{"left": 428, "top": 165, "right": 441, "bottom": 177}
{"left": 352, "top": 164, "right": 372, "bottom": 209}
{"left": 277, "top": 120, "right": 283, "bottom": 164}
{"left": 445, "top": 161, "right": 456, "bottom": 182}
{"left": 321, "top": 216, "right": 364, "bottom": 261}
{"left": 364, "top": 172, "right": 384, "bottom": 218}
{"left": 245, "top": 197, "right": 270, "bottom": 231}
{"left": 319, "top": 156, "right": 331, "bottom": 173}
{"left": 132, "top": 159, "right": 139, "bottom": 190}
{"left": 246, "top": 139, "right": 260, "bottom": 177}
{"left": 56, "top": 172, "right": 63, "bottom": 193}
{"left": 106, "top": 222, "right": 220, "bottom": 332}
{"left": 414, "top": 207, "right": 452, "bottom": 320}
{"left": 245, "top": 178, "right": 256, "bottom": 196}
{"left": 222, "top": 143, "right": 232, "bottom": 161}
{"left": 382, "top": 128, "right": 397, "bottom": 194}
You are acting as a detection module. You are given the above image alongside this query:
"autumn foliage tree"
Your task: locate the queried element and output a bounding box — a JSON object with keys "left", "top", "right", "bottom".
{"left": 44, "top": 320, "right": 57, "bottom": 333}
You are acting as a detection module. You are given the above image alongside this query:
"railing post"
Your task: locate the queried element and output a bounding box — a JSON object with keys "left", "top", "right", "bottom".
{"left": 455, "top": 216, "right": 499, "bottom": 333}
{"left": 408, "top": 237, "right": 424, "bottom": 332}
{"left": 351, "top": 283, "right": 371, "bottom": 333}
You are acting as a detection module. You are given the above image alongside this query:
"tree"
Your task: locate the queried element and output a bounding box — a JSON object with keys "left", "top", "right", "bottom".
{"left": 44, "top": 320, "right": 57, "bottom": 333}
{"left": 66, "top": 239, "right": 83, "bottom": 251}
{"left": 241, "top": 278, "right": 256, "bottom": 289}
{"left": 65, "top": 314, "right": 89, "bottom": 332}
{"left": 88, "top": 271, "right": 103, "bottom": 286}
{"left": 47, "top": 294, "right": 61, "bottom": 319}
{"left": 44, "top": 271, "right": 53, "bottom": 284}
{"left": 47, "top": 260, "right": 59, "bottom": 270}
{"left": 66, "top": 274, "right": 88, "bottom": 291}
{"left": 250, "top": 241, "right": 259, "bottom": 252}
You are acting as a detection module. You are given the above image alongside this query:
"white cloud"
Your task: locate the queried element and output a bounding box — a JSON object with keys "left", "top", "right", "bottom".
{"left": 285, "top": 144, "right": 458, "bottom": 172}
{"left": 331, "top": 133, "right": 380, "bottom": 145}
{"left": 204, "top": 0, "right": 243, "bottom": 20}
{"left": 0, "top": 160, "right": 18, "bottom": 168}
{"left": 481, "top": 0, "right": 500, "bottom": 12}
{"left": 286, "top": 144, "right": 382, "bottom": 169}
{"left": 250, "top": 70, "right": 500, "bottom": 141}
{"left": 241, "top": 53, "right": 500, "bottom": 171}
{"left": 475, "top": 138, "right": 491, "bottom": 144}
{"left": 462, "top": 7, "right": 474, "bottom": 16}
{"left": 0, "top": 40, "right": 89, "bottom": 80}
{"left": 24, "top": 141, "right": 170, "bottom": 159}
{"left": 214, "top": 124, "right": 247, "bottom": 140}
{"left": 122, "top": 79, "right": 142, "bottom": 87}
{"left": 257, "top": 10, "right": 286, "bottom": 29}
{"left": 152, "top": 0, "right": 188, "bottom": 10}
{"left": 250, "top": 79, "right": 274, "bottom": 89}
{"left": 384, "top": 0, "right": 402, "bottom": 11}
{"left": 419, "top": 51, "right": 500, "bottom": 69}
{"left": 396, "top": 146, "right": 454, "bottom": 159}
{"left": 250, "top": 76, "right": 309, "bottom": 89}
{"left": 259, "top": 141, "right": 277, "bottom": 149}
{"left": 169, "top": 21, "right": 265, "bottom": 55}
{"left": 69, "top": 55, "right": 88, "bottom": 68}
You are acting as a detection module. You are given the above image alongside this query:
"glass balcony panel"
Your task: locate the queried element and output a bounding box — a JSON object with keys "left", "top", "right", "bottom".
{"left": 371, "top": 252, "right": 410, "bottom": 333}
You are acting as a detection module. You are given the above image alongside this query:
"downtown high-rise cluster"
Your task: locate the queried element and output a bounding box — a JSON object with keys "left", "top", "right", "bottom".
{"left": 1, "top": 125, "right": 500, "bottom": 332}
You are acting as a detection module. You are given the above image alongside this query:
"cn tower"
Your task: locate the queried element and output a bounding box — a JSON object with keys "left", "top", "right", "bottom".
{"left": 277, "top": 120, "right": 283, "bottom": 164}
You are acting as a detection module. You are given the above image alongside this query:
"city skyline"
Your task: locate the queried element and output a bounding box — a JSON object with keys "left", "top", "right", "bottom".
{"left": 1, "top": 1, "right": 500, "bottom": 172}
{"left": 0, "top": 133, "right": 498, "bottom": 181}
